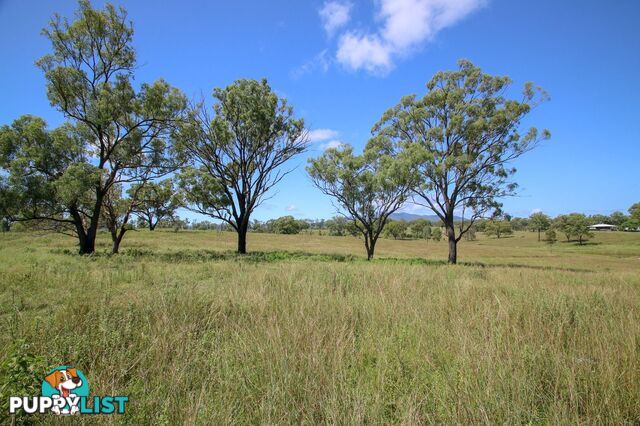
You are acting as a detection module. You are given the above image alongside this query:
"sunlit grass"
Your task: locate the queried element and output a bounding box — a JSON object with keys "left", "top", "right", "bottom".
{"left": 0, "top": 230, "right": 639, "bottom": 423}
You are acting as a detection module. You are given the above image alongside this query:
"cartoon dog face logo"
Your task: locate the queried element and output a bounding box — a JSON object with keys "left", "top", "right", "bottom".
{"left": 44, "top": 368, "right": 83, "bottom": 398}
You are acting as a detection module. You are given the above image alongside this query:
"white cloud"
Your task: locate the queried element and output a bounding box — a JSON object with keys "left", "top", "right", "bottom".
{"left": 319, "top": 1, "right": 352, "bottom": 36}
{"left": 307, "top": 129, "right": 345, "bottom": 150}
{"left": 308, "top": 128, "right": 339, "bottom": 142}
{"left": 335, "top": 0, "right": 484, "bottom": 74}
{"left": 336, "top": 33, "right": 391, "bottom": 74}
{"left": 531, "top": 208, "right": 542, "bottom": 214}
{"left": 286, "top": 204, "right": 299, "bottom": 212}
{"left": 320, "top": 140, "right": 345, "bottom": 150}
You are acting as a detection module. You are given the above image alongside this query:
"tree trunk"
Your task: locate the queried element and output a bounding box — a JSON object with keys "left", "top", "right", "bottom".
{"left": 112, "top": 231, "right": 126, "bottom": 254}
{"left": 79, "top": 234, "right": 95, "bottom": 254}
{"left": 537, "top": 229, "right": 541, "bottom": 241}
{"left": 446, "top": 224, "right": 457, "bottom": 264}
{"left": 74, "top": 222, "right": 88, "bottom": 254}
{"left": 149, "top": 223, "right": 155, "bottom": 231}
{"left": 78, "top": 224, "right": 97, "bottom": 255}
{"left": 367, "top": 234, "right": 377, "bottom": 260}
{"left": 237, "top": 222, "right": 248, "bottom": 254}
{"left": 363, "top": 231, "right": 375, "bottom": 260}
{"left": 79, "top": 192, "right": 104, "bottom": 254}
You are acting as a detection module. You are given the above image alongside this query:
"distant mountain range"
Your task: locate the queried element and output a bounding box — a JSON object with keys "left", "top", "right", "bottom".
{"left": 390, "top": 212, "right": 462, "bottom": 222}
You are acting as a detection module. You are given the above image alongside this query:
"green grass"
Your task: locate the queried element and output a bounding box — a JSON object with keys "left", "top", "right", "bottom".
{"left": 1, "top": 230, "right": 639, "bottom": 424}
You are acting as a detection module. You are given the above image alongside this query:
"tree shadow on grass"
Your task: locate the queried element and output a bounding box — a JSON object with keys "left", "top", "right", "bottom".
{"left": 375, "top": 257, "right": 593, "bottom": 273}
{"left": 52, "top": 247, "right": 594, "bottom": 273}
{"left": 52, "top": 248, "right": 358, "bottom": 263}
{"left": 559, "top": 240, "right": 602, "bottom": 246}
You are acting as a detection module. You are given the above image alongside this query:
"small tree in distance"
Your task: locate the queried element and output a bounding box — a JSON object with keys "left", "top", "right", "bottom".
{"left": 384, "top": 221, "right": 409, "bottom": 240}
{"left": 130, "top": 179, "right": 182, "bottom": 231}
{"left": 485, "top": 219, "right": 513, "bottom": 239}
{"left": 554, "top": 215, "right": 572, "bottom": 242}
{"left": 545, "top": 229, "right": 557, "bottom": 246}
{"left": 410, "top": 219, "right": 432, "bottom": 239}
{"left": 271, "top": 216, "right": 302, "bottom": 235}
{"left": 307, "top": 141, "right": 418, "bottom": 260}
{"left": 568, "top": 213, "right": 593, "bottom": 245}
{"left": 101, "top": 184, "right": 139, "bottom": 254}
{"left": 629, "top": 202, "right": 640, "bottom": 223}
{"left": 529, "top": 211, "right": 551, "bottom": 241}
{"left": 325, "top": 216, "right": 353, "bottom": 236}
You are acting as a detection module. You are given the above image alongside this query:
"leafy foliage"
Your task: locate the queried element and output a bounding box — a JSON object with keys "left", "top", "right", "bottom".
{"left": 409, "top": 219, "right": 432, "bottom": 239}
{"left": 177, "top": 79, "right": 308, "bottom": 253}
{"left": 529, "top": 212, "right": 551, "bottom": 241}
{"left": 629, "top": 203, "right": 640, "bottom": 222}
{"left": 129, "top": 179, "right": 182, "bottom": 231}
{"left": 271, "top": 216, "right": 303, "bottom": 235}
{"left": 545, "top": 229, "right": 557, "bottom": 245}
{"left": 372, "top": 60, "right": 549, "bottom": 262}
{"left": 0, "top": 1, "right": 186, "bottom": 253}
{"left": 484, "top": 220, "right": 513, "bottom": 238}
{"left": 0, "top": 340, "right": 47, "bottom": 424}
{"left": 307, "top": 142, "right": 417, "bottom": 259}
{"left": 554, "top": 213, "right": 594, "bottom": 244}
{"left": 384, "top": 220, "right": 409, "bottom": 240}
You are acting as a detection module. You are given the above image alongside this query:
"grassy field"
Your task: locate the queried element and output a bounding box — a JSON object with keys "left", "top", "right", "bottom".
{"left": 1, "top": 230, "right": 639, "bottom": 424}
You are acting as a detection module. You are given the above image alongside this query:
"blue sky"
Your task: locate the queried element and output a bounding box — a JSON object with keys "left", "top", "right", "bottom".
{"left": 1, "top": 0, "right": 638, "bottom": 221}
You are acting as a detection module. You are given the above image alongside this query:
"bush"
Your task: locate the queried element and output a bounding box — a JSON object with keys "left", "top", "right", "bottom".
{"left": 384, "top": 221, "right": 408, "bottom": 239}
{"left": 271, "top": 216, "right": 303, "bottom": 234}
{"left": 545, "top": 229, "right": 557, "bottom": 245}
{"left": 409, "top": 219, "right": 431, "bottom": 239}
{"left": 0, "top": 340, "right": 47, "bottom": 424}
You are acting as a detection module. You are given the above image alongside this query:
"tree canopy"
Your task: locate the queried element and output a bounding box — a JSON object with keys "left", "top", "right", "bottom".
{"left": 372, "top": 60, "right": 549, "bottom": 263}
{"left": 177, "top": 79, "right": 308, "bottom": 253}
{"left": 529, "top": 211, "right": 551, "bottom": 241}
{"left": 130, "top": 179, "right": 182, "bottom": 231}
{"left": 307, "top": 141, "right": 418, "bottom": 260}
{"left": 0, "top": 1, "right": 186, "bottom": 253}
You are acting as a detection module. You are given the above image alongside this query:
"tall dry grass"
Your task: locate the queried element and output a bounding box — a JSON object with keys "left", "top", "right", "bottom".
{"left": 0, "top": 230, "right": 638, "bottom": 424}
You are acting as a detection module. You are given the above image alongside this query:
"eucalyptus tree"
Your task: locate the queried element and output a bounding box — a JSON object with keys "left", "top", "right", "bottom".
{"left": 0, "top": 117, "right": 98, "bottom": 239}
{"left": 177, "top": 79, "right": 308, "bottom": 254}
{"left": 372, "top": 60, "right": 550, "bottom": 263}
{"left": 485, "top": 219, "right": 513, "bottom": 239}
{"left": 553, "top": 215, "right": 573, "bottom": 242}
{"left": 0, "top": 1, "right": 186, "bottom": 254}
{"left": 384, "top": 221, "right": 409, "bottom": 240}
{"left": 100, "top": 183, "right": 139, "bottom": 254}
{"left": 0, "top": 177, "right": 14, "bottom": 232}
{"left": 529, "top": 211, "right": 551, "bottom": 241}
{"left": 629, "top": 202, "right": 640, "bottom": 222}
{"left": 410, "top": 219, "right": 432, "bottom": 240}
{"left": 307, "top": 140, "right": 419, "bottom": 260}
{"left": 129, "top": 179, "right": 181, "bottom": 231}
{"left": 567, "top": 213, "right": 593, "bottom": 245}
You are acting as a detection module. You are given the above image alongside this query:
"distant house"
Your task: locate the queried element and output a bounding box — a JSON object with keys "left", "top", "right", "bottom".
{"left": 589, "top": 223, "right": 617, "bottom": 231}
